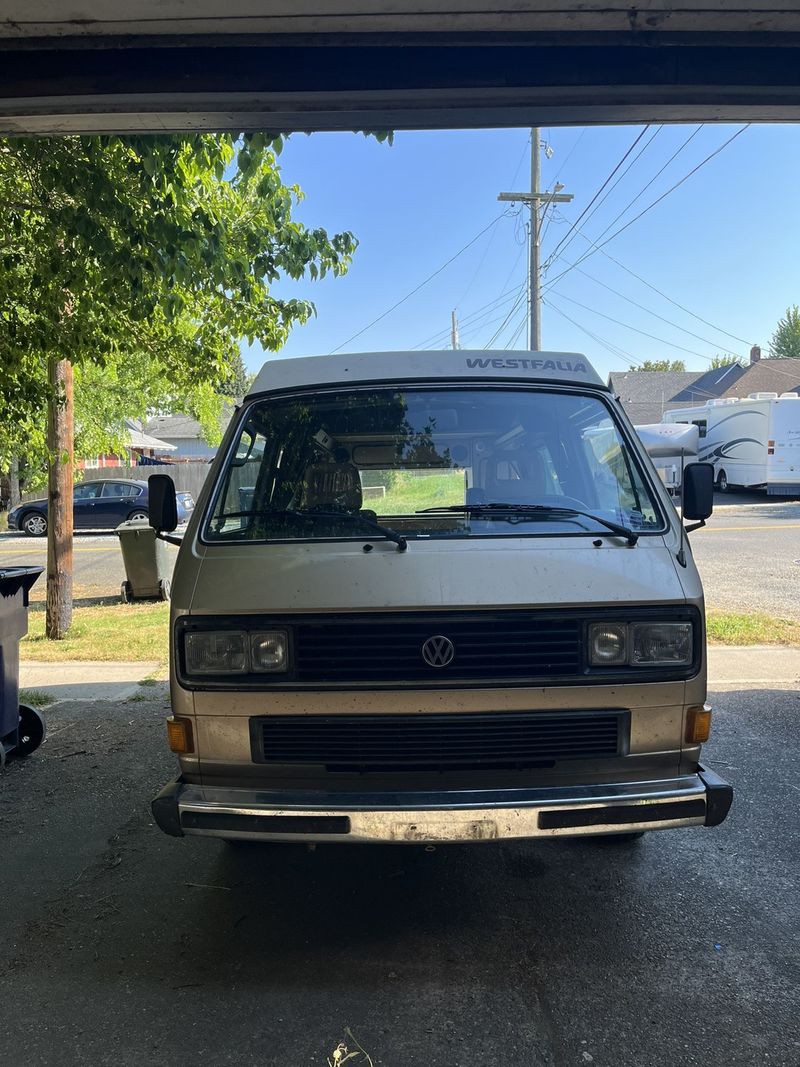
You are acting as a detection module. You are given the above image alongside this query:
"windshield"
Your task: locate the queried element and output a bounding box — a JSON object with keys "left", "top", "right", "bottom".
{"left": 204, "top": 386, "right": 663, "bottom": 543}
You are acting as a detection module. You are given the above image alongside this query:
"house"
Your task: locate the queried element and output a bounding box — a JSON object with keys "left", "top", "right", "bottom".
{"left": 608, "top": 370, "right": 713, "bottom": 424}
{"left": 78, "top": 420, "right": 177, "bottom": 470}
{"left": 609, "top": 347, "right": 799, "bottom": 422}
{"left": 717, "top": 354, "right": 800, "bottom": 400}
{"left": 143, "top": 407, "right": 234, "bottom": 462}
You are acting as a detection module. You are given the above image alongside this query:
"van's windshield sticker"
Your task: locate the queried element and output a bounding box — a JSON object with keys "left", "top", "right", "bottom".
{"left": 465, "top": 357, "right": 587, "bottom": 373}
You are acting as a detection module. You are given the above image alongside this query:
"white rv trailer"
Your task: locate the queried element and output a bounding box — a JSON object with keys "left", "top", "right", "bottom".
{"left": 635, "top": 423, "right": 701, "bottom": 493}
{"left": 665, "top": 392, "right": 800, "bottom": 495}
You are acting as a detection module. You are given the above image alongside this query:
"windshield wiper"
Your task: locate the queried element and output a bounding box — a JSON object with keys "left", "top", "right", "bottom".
{"left": 300, "top": 509, "right": 408, "bottom": 552}
{"left": 417, "top": 503, "right": 638, "bottom": 546}
{"left": 217, "top": 507, "right": 408, "bottom": 552}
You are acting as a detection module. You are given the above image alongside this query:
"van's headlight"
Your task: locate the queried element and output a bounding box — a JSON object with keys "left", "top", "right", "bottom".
{"left": 630, "top": 622, "right": 692, "bottom": 665}
{"left": 185, "top": 631, "right": 249, "bottom": 674}
{"left": 183, "top": 629, "right": 288, "bottom": 675}
{"left": 251, "top": 632, "right": 288, "bottom": 672}
{"left": 588, "top": 623, "right": 627, "bottom": 665}
{"left": 588, "top": 622, "right": 693, "bottom": 667}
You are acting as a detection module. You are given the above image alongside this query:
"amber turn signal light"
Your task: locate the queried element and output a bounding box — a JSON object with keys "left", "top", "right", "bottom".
{"left": 686, "top": 704, "right": 712, "bottom": 744}
{"left": 167, "top": 716, "right": 194, "bottom": 754}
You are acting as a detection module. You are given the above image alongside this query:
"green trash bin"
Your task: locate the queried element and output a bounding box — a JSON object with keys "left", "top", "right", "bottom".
{"left": 116, "top": 517, "right": 173, "bottom": 602}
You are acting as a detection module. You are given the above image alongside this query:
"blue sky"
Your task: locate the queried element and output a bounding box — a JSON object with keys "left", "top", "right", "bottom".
{"left": 244, "top": 123, "right": 800, "bottom": 381}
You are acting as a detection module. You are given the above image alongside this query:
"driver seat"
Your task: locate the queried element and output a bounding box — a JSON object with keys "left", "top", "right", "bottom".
{"left": 300, "top": 461, "right": 364, "bottom": 511}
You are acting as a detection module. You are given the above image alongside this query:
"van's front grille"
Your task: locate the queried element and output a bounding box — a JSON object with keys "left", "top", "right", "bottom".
{"left": 293, "top": 612, "right": 582, "bottom": 683}
{"left": 252, "top": 711, "right": 626, "bottom": 772}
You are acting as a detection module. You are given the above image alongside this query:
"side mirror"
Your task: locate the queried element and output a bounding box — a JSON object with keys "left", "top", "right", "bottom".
{"left": 148, "top": 474, "right": 179, "bottom": 533}
{"left": 682, "top": 463, "right": 714, "bottom": 521}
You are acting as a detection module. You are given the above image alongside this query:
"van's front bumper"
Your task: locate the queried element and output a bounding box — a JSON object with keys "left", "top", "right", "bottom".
{"left": 152, "top": 765, "right": 732, "bottom": 843}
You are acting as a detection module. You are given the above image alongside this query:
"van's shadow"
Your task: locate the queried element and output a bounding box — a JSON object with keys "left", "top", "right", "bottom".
{"left": 62, "top": 831, "right": 655, "bottom": 992}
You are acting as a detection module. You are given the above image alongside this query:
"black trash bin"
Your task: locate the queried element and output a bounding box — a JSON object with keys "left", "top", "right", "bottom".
{"left": 0, "top": 566, "right": 45, "bottom": 768}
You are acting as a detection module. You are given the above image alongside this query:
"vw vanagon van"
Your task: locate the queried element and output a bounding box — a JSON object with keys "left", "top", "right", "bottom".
{"left": 150, "top": 351, "right": 732, "bottom": 844}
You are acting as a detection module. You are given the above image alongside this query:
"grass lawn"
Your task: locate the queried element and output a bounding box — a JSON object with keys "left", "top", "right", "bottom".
{"left": 17, "top": 600, "right": 800, "bottom": 667}
{"left": 377, "top": 470, "right": 465, "bottom": 514}
{"left": 22, "top": 602, "right": 170, "bottom": 664}
{"left": 705, "top": 611, "right": 800, "bottom": 646}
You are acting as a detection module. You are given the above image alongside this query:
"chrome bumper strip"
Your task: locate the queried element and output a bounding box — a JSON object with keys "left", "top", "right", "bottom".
{"left": 153, "top": 772, "right": 723, "bottom": 842}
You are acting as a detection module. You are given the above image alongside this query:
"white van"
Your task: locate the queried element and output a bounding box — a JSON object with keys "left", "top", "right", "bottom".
{"left": 150, "top": 351, "right": 731, "bottom": 844}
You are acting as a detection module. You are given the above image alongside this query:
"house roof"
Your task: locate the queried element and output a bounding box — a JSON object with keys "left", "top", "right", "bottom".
{"left": 721, "top": 358, "right": 800, "bottom": 398}
{"left": 123, "top": 422, "right": 176, "bottom": 451}
{"left": 144, "top": 404, "right": 234, "bottom": 442}
{"left": 608, "top": 370, "right": 706, "bottom": 424}
{"left": 143, "top": 413, "right": 204, "bottom": 440}
{"left": 670, "top": 362, "right": 747, "bottom": 402}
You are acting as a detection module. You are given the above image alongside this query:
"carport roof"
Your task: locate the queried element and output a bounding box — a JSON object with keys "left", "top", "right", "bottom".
{"left": 4, "top": 3, "right": 800, "bottom": 133}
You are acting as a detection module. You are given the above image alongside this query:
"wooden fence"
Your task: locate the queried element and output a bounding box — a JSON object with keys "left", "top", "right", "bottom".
{"left": 21, "top": 462, "right": 213, "bottom": 503}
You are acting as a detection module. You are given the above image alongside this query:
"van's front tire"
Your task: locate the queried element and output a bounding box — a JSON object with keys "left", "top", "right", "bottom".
{"left": 716, "top": 470, "right": 729, "bottom": 492}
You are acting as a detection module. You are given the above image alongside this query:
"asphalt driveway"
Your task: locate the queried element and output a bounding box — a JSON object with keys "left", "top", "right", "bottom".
{"left": 1, "top": 682, "right": 797, "bottom": 1066}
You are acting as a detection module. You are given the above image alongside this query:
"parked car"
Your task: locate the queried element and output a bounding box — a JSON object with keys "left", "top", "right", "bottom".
{"left": 7, "top": 479, "right": 195, "bottom": 536}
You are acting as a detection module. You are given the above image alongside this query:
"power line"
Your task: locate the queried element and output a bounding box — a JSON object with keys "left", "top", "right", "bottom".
{"left": 560, "top": 221, "right": 756, "bottom": 348}
{"left": 566, "top": 261, "right": 747, "bottom": 359}
{"left": 551, "top": 128, "right": 587, "bottom": 186}
{"left": 410, "top": 280, "right": 525, "bottom": 351}
{"left": 544, "top": 125, "right": 663, "bottom": 268}
{"left": 543, "top": 127, "right": 651, "bottom": 273}
{"left": 456, "top": 134, "right": 531, "bottom": 309}
{"left": 485, "top": 285, "right": 529, "bottom": 348}
{"left": 568, "top": 125, "right": 704, "bottom": 258}
{"left": 329, "top": 211, "right": 511, "bottom": 354}
{"left": 544, "top": 125, "right": 750, "bottom": 293}
{"left": 458, "top": 305, "right": 529, "bottom": 347}
{"left": 506, "top": 312, "right": 528, "bottom": 349}
{"left": 549, "top": 291, "right": 716, "bottom": 360}
{"left": 538, "top": 129, "right": 588, "bottom": 249}
{"left": 544, "top": 297, "right": 639, "bottom": 367}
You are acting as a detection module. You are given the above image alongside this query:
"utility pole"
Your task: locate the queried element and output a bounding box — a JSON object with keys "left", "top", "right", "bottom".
{"left": 46, "top": 356, "right": 74, "bottom": 640}
{"left": 450, "top": 309, "right": 460, "bottom": 350}
{"left": 529, "top": 126, "right": 541, "bottom": 351}
{"left": 498, "top": 128, "right": 574, "bottom": 350}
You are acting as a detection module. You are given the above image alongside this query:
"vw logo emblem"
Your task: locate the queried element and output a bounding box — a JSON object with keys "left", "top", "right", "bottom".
{"left": 421, "top": 635, "right": 455, "bottom": 668}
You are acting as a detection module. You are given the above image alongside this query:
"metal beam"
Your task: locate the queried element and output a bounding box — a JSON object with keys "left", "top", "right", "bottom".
{"left": 3, "top": 34, "right": 800, "bottom": 133}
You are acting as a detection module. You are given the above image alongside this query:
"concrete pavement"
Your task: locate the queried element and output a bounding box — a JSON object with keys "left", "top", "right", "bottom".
{"left": 1, "top": 680, "right": 798, "bottom": 1066}
{"left": 707, "top": 645, "right": 800, "bottom": 686}
{"left": 19, "top": 660, "right": 162, "bottom": 702}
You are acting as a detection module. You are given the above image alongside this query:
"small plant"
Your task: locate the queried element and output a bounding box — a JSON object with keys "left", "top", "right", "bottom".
{"left": 19, "top": 688, "right": 56, "bottom": 707}
{"left": 328, "top": 1029, "right": 374, "bottom": 1067}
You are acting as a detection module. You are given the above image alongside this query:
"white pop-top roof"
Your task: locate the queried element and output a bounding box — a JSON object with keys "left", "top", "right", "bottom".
{"left": 249, "top": 350, "right": 605, "bottom": 397}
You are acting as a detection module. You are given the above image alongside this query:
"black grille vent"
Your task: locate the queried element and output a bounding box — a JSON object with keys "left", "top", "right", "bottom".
{"left": 293, "top": 613, "right": 582, "bottom": 683}
{"left": 254, "top": 711, "right": 625, "bottom": 772}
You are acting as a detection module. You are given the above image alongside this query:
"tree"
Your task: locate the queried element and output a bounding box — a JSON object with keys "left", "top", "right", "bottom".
{"left": 631, "top": 359, "right": 686, "bottom": 372}
{"left": 0, "top": 133, "right": 357, "bottom": 636}
{"left": 770, "top": 306, "right": 800, "bottom": 359}
{"left": 710, "top": 354, "right": 740, "bottom": 369}
{"left": 218, "top": 350, "right": 256, "bottom": 400}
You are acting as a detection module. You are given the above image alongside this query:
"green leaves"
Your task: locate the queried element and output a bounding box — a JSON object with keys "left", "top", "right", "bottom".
{"left": 0, "top": 131, "right": 359, "bottom": 469}
{"left": 770, "top": 306, "right": 800, "bottom": 359}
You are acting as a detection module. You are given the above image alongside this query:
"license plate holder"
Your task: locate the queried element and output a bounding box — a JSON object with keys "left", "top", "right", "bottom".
{"left": 392, "top": 819, "right": 498, "bottom": 842}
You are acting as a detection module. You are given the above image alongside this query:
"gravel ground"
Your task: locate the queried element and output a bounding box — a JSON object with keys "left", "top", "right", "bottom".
{"left": 1, "top": 684, "right": 798, "bottom": 1066}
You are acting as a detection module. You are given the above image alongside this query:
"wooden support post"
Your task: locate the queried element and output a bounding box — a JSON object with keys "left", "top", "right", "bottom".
{"left": 46, "top": 356, "right": 74, "bottom": 640}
